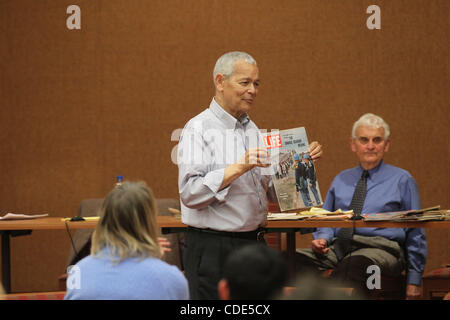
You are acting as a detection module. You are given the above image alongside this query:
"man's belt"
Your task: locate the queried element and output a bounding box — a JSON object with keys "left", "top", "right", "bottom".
{"left": 187, "top": 226, "right": 265, "bottom": 241}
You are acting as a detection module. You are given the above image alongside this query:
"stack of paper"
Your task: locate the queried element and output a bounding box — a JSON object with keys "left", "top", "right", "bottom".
{"left": 393, "top": 208, "right": 449, "bottom": 222}
{"left": 362, "top": 211, "right": 407, "bottom": 221}
{"left": 362, "top": 206, "right": 442, "bottom": 222}
{"left": 267, "top": 206, "right": 448, "bottom": 222}
{"left": 299, "top": 207, "right": 353, "bottom": 220}
{"left": 267, "top": 207, "right": 354, "bottom": 221}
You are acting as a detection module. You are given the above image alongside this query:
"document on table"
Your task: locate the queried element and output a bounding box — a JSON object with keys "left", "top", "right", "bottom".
{"left": 267, "top": 213, "right": 308, "bottom": 220}
{"left": 0, "top": 213, "right": 49, "bottom": 220}
{"left": 267, "top": 207, "right": 354, "bottom": 221}
{"left": 362, "top": 205, "right": 441, "bottom": 221}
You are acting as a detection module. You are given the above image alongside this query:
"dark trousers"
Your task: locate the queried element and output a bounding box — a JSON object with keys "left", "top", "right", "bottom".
{"left": 295, "top": 235, "right": 405, "bottom": 298}
{"left": 296, "top": 253, "right": 376, "bottom": 298}
{"left": 184, "top": 229, "right": 261, "bottom": 300}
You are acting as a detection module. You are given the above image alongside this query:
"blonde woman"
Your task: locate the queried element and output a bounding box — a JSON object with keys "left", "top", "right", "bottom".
{"left": 65, "top": 181, "right": 189, "bottom": 300}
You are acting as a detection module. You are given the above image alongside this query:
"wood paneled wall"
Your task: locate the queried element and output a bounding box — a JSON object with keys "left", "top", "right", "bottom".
{"left": 0, "top": 0, "right": 448, "bottom": 292}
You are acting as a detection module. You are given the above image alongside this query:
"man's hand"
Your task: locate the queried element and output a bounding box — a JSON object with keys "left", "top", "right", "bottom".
{"left": 238, "top": 147, "right": 270, "bottom": 170}
{"left": 406, "top": 284, "right": 421, "bottom": 300}
{"left": 308, "top": 141, "right": 323, "bottom": 161}
{"left": 219, "top": 148, "right": 270, "bottom": 190}
{"left": 312, "top": 238, "right": 329, "bottom": 254}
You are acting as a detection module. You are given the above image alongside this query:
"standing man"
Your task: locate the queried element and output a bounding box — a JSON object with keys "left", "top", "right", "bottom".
{"left": 294, "top": 154, "right": 313, "bottom": 207}
{"left": 177, "top": 51, "right": 323, "bottom": 299}
{"left": 296, "top": 113, "right": 426, "bottom": 299}
{"left": 304, "top": 154, "right": 321, "bottom": 205}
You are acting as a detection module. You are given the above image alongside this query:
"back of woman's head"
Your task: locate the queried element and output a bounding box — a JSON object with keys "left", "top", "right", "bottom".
{"left": 91, "top": 181, "right": 160, "bottom": 261}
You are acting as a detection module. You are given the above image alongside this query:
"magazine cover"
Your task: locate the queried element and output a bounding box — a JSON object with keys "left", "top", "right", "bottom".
{"left": 262, "top": 127, "right": 323, "bottom": 212}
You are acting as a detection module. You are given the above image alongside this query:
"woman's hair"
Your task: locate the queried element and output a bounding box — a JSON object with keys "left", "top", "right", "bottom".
{"left": 213, "top": 51, "right": 257, "bottom": 85}
{"left": 352, "top": 113, "right": 390, "bottom": 140}
{"left": 91, "top": 181, "right": 160, "bottom": 262}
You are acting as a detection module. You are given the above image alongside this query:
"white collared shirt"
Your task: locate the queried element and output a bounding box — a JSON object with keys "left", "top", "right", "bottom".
{"left": 177, "top": 98, "right": 274, "bottom": 232}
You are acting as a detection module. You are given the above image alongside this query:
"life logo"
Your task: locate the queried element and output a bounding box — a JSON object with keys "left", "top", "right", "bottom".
{"left": 264, "top": 134, "right": 282, "bottom": 149}
{"left": 67, "top": 265, "right": 81, "bottom": 290}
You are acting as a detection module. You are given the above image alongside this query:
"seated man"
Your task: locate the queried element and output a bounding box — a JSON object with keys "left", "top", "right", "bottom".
{"left": 296, "top": 113, "right": 427, "bottom": 299}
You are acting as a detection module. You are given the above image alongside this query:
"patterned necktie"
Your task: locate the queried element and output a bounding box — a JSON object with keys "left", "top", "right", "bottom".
{"left": 334, "top": 170, "right": 369, "bottom": 260}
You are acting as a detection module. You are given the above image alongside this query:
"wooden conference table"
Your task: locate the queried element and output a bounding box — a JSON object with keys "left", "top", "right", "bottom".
{"left": 1, "top": 216, "right": 449, "bottom": 293}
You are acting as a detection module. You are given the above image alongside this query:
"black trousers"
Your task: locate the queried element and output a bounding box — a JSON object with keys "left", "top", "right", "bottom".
{"left": 183, "top": 229, "right": 262, "bottom": 300}
{"left": 295, "top": 235, "right": 405, "bottom": 298}
{"left": 295, "top": 253, "right": 377, "bottom": 298}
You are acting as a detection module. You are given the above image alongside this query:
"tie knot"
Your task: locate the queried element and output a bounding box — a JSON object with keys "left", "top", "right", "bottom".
{"left": 361, "top": 170, "right": 369, "bottom": 179}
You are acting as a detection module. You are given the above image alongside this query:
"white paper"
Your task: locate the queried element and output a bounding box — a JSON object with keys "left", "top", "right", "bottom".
{"left": 267, "top": 213, "right": 307, "bottom": 220}
{"left": 0, "top": 213, "right": 49, "bottom": 220}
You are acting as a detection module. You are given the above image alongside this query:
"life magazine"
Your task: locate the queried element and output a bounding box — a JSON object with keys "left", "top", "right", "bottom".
{"left": 262, "top": 127, "right": 323, "bottom": 211}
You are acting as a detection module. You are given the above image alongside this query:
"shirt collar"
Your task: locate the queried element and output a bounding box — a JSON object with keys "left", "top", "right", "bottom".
{"left": 357, "top": 160, "right": 385, "bottom": 180}
{"left": 209, "top": 98, "right": 250, "bottom": 129}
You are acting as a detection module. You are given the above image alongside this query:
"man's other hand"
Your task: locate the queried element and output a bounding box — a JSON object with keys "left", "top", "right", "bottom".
{"left": 406, "top": 284, "right": 421, "bottom": 300}
{"left": 308, "top": 141, "right": 323, "bottom": 161}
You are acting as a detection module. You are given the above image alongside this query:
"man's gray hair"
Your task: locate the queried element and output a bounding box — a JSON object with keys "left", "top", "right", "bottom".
{"left": 352, "top": 113, "right": 390, "bottom": 140}
{"left": 213, "top": 51, "right": 257, "bottom": 85}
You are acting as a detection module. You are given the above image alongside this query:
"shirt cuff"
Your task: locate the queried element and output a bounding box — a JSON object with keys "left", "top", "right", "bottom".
{"left": 203, "top": 168, "right": 230, "bottom": 202}
{"left": 313, "top": 230, "right": 333, "bottom": 245}
{"left": 299, "top": 228, "right": 317, "bottom": 235}
{"left": 406, "top": 270, "right": 423, "bottom": 286}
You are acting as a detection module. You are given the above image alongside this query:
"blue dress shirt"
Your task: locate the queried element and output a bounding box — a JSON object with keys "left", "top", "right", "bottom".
{"left": 314, "top": 160, "right": 427, "bottom": 285}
